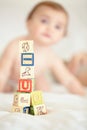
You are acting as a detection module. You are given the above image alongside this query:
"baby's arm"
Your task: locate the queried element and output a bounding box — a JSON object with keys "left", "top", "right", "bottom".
{"left": 0, "top": 40, "right": 17, "bottom": 92}
{"left": 50, "top": 52, "right": 85, "bottom": 95}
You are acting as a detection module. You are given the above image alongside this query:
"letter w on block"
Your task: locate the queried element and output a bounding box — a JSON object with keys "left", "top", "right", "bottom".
{"left": 21, "top": 53, "right": 34, "bottom": 66}
{"left": 18, "top": 79, "right": 32, "bottom": 92}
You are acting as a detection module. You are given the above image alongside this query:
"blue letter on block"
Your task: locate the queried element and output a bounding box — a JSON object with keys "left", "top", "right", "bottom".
{"left": 23, "top": 106, "right": 30, "bottom": 114}
{"left": 21, "top": 53, "right": 34, "bottom": 66}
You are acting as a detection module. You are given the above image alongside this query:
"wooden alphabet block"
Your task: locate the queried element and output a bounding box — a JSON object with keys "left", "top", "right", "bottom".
{"left": 20, "top": 66, "right": 34, "bottom": 79}
{"left": 30, "top": 104, "right": 47, "bottom": 115}
{"left": 19, "top": 40, "right": 34, "bottom": 53}
{"left": 13, "top": 92, "right": 30, "bottom": 107}
{"left": 18, "top": 79, "right": 32, "bottom": 92}
{"left": 30, "top": 91, "right": 44, "bottom": 106}
{"left": 23, "top": 106, "right": 30, "bottom": 114}
{"left": 12, "top": 106, "right": 30, "bottom": 114}
{"left": 21, "top": 53, "right": 34, "bottom": 66}
{"left": 12, "top": 106, "right": 23, "bottom": 113}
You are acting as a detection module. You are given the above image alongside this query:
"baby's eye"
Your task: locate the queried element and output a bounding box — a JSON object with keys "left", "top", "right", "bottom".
{"left": 55, "top": 25, "right": 61, "bottom": 30}
{"left": 41, "top": 19, "right": 48, "bottom": 24}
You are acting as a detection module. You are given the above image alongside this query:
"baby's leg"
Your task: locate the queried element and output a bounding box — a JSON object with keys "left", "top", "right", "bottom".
{"left": 3, "top": 85, "right": 15, "bottom": 93}
{"left": 3, "top": 80, "right": 17, "bottom": 93}
{"left": 76, "top": 67, "right": 87, "bottom": 86}
{"left": 64, "top": 61, "right": 87, "bottom": 86}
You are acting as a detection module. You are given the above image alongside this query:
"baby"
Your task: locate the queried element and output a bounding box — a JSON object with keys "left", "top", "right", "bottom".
{"left": 0, "top": 1, "right": 85, "bottom": 95}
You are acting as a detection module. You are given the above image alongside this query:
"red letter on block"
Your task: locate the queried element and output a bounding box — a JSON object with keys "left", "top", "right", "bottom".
{"left": 18, "top": 79, "right": 32, "bottom": 92}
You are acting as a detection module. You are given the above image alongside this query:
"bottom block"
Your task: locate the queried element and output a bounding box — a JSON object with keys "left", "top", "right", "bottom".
{"left": 30, "top": 104, "right": 47, "bottom": 115}
{"left": 12, "top": 106, "right": 30, "bottom": 114}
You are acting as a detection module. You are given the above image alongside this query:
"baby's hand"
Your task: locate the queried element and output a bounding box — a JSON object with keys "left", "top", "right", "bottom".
{"left": 66, "top": 80, "right": 85, "bottom": 96}
{"left": 67, "top": 53, "right": 87, "bottom": 74}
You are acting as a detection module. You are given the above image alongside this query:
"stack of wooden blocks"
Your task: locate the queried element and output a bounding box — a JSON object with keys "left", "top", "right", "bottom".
{"left": 12, "top": 40, "right": 47, "bottom": 115}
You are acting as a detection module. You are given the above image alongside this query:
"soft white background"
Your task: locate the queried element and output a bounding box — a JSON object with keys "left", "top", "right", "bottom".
{"left": 0, "top": 0, "right": 87, "bottom": 60}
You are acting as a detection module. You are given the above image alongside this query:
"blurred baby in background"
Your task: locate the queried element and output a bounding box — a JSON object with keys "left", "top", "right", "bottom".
{"left": 0, "top": 1, "right": 85, "bottom": 95}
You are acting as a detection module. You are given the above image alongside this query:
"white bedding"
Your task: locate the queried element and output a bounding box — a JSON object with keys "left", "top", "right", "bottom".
{"left": 0, "top": 85, "right": 87, "bottom": 130}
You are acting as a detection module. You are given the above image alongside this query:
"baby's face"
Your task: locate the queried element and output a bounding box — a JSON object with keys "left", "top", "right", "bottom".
{"left": 28, "top": 6, "right": 68, "bottom": 46}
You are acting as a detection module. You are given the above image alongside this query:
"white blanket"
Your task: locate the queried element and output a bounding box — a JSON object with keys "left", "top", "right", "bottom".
{"left": 0, "top": 85, "right": 87, "bottom": 130}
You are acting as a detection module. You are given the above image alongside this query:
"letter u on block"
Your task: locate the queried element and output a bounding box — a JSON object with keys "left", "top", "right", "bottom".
{"left": 18, "top": 79, "right": 32, "bottom": 92}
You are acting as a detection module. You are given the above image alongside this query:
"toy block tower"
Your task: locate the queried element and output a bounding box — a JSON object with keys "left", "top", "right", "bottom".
{"left": 12, "top": 40, "right": 47, "bottom": 115}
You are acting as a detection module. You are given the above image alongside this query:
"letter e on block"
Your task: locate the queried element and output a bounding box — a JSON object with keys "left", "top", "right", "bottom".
{"left": 21, "top": 53, "right": 34, "bottom": 66}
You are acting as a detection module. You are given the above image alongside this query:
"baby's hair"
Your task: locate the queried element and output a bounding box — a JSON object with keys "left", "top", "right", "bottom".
{"left": 27, "top": 1, "right": 68, "bottom": 21}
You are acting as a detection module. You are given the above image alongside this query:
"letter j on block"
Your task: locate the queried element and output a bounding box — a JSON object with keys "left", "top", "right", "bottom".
{"left": 21, "top": 53, "right": 34, "bottom": 66}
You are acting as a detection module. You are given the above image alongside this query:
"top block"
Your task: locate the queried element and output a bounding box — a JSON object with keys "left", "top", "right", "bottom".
{"left": 19, "top": 40, "right": 34, "bottom": 53}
